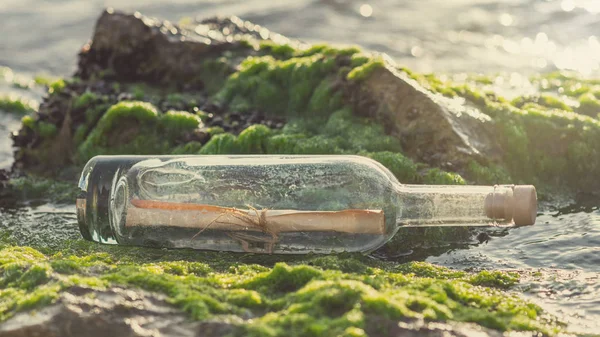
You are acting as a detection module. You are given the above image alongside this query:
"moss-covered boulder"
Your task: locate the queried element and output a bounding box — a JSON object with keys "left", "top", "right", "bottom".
{"left": 0, "top": 242, "right": 560, "bottom": 337}
{"left": 12, "top": 10, "right": 600, "bottom": 199}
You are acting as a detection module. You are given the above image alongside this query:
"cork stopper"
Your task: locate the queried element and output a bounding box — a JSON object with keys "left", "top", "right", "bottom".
{"left": 484, "top": 185, "right": 537, "bottom": 226}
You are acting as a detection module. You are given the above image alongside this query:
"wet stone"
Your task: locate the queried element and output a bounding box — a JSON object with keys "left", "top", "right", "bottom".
{"left": 0, "top": 287, "right": 207, "bottom": 337}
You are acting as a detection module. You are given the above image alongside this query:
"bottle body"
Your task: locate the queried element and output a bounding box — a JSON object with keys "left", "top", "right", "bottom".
{"left": 77, "top": 155, "right": 536, "bottom": 254}
{"left": 78, "top": 155, "right": 401, "bottom": 254}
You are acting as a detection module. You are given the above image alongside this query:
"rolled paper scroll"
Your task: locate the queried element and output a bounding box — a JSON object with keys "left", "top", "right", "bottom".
{"left": 125, "top": 199, "right": 386, "bottom": 235}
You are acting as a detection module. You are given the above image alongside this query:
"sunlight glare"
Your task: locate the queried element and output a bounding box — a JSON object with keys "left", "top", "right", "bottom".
{"left": 359, "top": 4, "right": 373, "bottom": 18}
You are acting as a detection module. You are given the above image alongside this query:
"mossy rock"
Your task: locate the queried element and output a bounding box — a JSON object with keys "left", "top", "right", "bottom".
{"left": 0, "top": 241, "right": 562, "bottom": 336}
{"left": 9, "top": 11, "right": 600, "bottom": 198}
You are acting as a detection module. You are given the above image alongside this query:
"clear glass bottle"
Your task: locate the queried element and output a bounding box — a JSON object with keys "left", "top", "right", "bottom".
{"left": 77, "top": 155, "right": 537, "bottom": 254}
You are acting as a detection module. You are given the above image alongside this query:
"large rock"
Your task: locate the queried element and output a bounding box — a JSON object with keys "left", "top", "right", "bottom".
{"left": 351, "top": 63, "right": 501, "bottom": 168}
{"left": 13, "top": 9, "right": 501, "bottom": 175}
{"left": 78, "top": 10, "right": 254, "bottom": 88}
{"left": 0, "top": 286, "right": 513, "bottom": 337}
{"left": 0, "top": 287, "right": 211, "bottom": 337}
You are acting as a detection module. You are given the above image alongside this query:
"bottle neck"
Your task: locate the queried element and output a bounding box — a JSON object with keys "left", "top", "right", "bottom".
{"left": 394, "top": 184, "right": 528, "bottom": 227}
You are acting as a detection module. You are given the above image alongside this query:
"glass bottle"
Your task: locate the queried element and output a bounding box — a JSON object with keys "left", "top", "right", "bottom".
{"left": 76, "top": 155, "right": 537, "bottom": 254}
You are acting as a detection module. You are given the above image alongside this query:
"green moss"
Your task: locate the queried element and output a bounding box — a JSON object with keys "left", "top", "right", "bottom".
{"left": 468, "top": 270, "right": 519, "bottom": 289}
{"left": 577, "top": 92, "right": 600, "bottom": 116}
{"left": 160, "top": 110, "right": 202, "bottom": 138}
{"left": 241, "top": 263, "right": 323, "bottom": 294}
{"left": 0, "top": 247, "right": 46, "bottom": 265}
{"left": 21, "top": 115, "right": 35, "bottom": 129}
{"left": 266, "top": 134, "right": 343, "bottom": 155}
{"left": 511, "top": 94, "right": 572, "bottom": 112}
{"left": 259, "top": 43, "right": 361, "bottom": 60}
{"left": 346, "top": 58, "right": 384, "bottom": 82}
{"left": 216, "top": 54, "right": 341, "bottom": 116}
{"left": 259, "top": 41, "right": 296, "bottom": 59}
{"left": 132, "top": 85, "right": 146, "bottom": 100}
{"left": 37, "top": 121, "right": 58, "bottom": 138}
{"left": 237, "top": 124, "right": 272, "bottom": 153}
{"left": 322, "top": 109, "right": 402, "bottom": 153}
{"left": 48, "top": 79, "right": 65, "bottom": 95}
{"left": 200, "top": 57, "right": 236, "bottom": 95}
{"left": 406, "top": 70, "right": 600, "bottom": 191}
{"left": 215, "top": 44, "right": 373, "bottom": 118}
{"left": 394, "top": 262, "right": 465, "bottom": 279}
{"left": 77, "top": 101, "right": 180, "bottom": 161}
{"left": 488, "top": 99, "right": 600, "bottom": 190}
{"left": 0, "top": 245, "right": 559, "bottom": 335}
{"left": 350, "top": 54, "right": 370, "bottom": 68}
{"left": 362, "top": 152, "right": 417, "bottom": 183}
{"left": 195, "top": 109, "right": 209, "bottom": 122}
{"left": 0, "top": 95, "right": 38, "bottom": 114}
{"left": 465, "top": 160, "right": 512, "bottom": 185}
{"left": 207, "top": 126, "right": 225, "bottom": 135}
{"left": 422, "top": 168, "right": 466, "bottom": 185}
{"left": 302, "top": 44, "right": 360, "bottom": 58}
{"left": 33, "top": 74, "right": 57, "bottom": 87}
{"left": 19, "top": 117, "right": 58, "bottom": 140}
{"left": 450, "top": 84, "right": 487, "bottom": 106}
{"left": 171, "top": 141, "right": 204, "bottom": 154}
{"left": 97, "top": 101, "right": 159, "bottom": 131}
{"left": 199, "top": 133, "right": 240, "bottom": 154}
{"left": 166, "top": 93, "right": 185, "bottom": 105}
{"left": 74, "top": 91, "right": 98, "bottom": 109}
{"left": 3, "top": 176, "right": 79, "bottom": 204}
{"left": 307, "top": 79, "right": 344, "bottom": 114}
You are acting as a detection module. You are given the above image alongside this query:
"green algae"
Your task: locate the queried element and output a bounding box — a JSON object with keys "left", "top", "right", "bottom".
{"left": 199, "top": 56, "right": 237, "bottom": 95}
{"left": 48, "top": 79, "right": 65, "bottom": 95}
{"left": 407, "top": 69, "right": 600, "bottom": 192}
{"left": 21, "top": 115, "right": 58, "bottom": 139}
{"left": 37, "top": 121, "right": 58, "bottom": 138}
{"left": 258, "top": 42, "right": 360, "bottom": 60}
{"left": 0, "top": 245, "right": 561, "bottom": 335}
{"left": 421, "top": 168, "right": 466, "bottom": 185}
{"left": 215, "top": 54, "right": 341, "bottom": 116}
{"left": 214, "top": 43, "right": 368, "bottom": 118}
{"left": 236, "top": 124, "right": 272, "bottom": 153}
{"left": 346, "top": 58, "right": 385, "bottom": 82}
{"left": 511, "top": 94, "right": 572, "bottom": 112}
{"left": 77, "top": 101, "right": 161, "bottom": 161}
{"left": 94, "top": 101, "right": 159, "bottom": 131}
{"left": 33, "top": 74, "right": 58, "bottom": 87}
{"left": 0, "top": 66, "right": 60, "bottom": 90}
{"left": 258, "top": 41, "right": 297, "bottom": 59}
{"left": 77, "top": 101, "right": 201, "bottom": 162}
{"left": 160, "top": 110, "right": 203, "bottom": 137}
{"left": 577, "top": 92, "right": 600, "bottom": 117}
{"left": 193, "top": 109, "right": 460, "bottom": 185}
{"left": 1, "top": 176, "right": 79, "bottom": 204}
{"left": 73, "top": 91, "right": 98, "bottom": 109}
{"left": 362, "top": 152, "right": 417, "bottom": 183}
{"left": 465, "top": 160, "right": 512, "bottom": 185}
{"left": 0, "top": 94, "right": 38, "bottom": 114}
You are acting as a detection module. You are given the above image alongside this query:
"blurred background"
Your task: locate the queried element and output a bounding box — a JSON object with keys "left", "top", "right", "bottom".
{"left": 2, "top": 0, "right": 600, "bottom": 77}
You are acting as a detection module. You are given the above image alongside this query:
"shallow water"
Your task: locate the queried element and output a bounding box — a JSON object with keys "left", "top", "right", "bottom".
{"left": 3, "top": 0, "right": 600, "bottom": 76}
{"left": 428, "top": 205, "right": 600, "bottom": 334}
{"left": 1, "top": 0, "right": 600, "bottom": 334}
